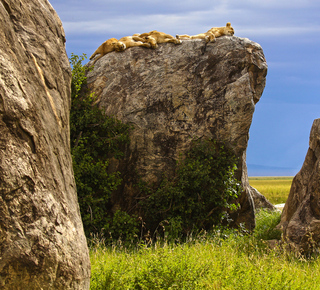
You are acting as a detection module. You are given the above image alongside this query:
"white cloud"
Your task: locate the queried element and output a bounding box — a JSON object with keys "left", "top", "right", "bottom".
{"left": 236, "top": 0, "right": 318, "bottom": 9}
{"left": 237, "top": 25, "right": 320, "bottom": 37}
{"left": 54, "top": 0, "right": 320, "bottom": 41}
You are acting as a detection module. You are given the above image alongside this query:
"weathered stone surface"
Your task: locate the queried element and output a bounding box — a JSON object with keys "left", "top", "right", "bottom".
{"left": 87, "top": 36, "right": 268, "bottom": 230}
{"left": 0, "top": 0, "right": 90, "bottom": 288}
{"left": 249, "top": 186, "right": 275, "bottom": 211}
{"left": 278, "top": 118, "right": 320, "bottom": 252}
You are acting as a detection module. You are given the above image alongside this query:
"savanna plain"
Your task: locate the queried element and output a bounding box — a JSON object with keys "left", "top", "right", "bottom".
{"left": 89, "top": 177, "right": 320, "bottom": 289}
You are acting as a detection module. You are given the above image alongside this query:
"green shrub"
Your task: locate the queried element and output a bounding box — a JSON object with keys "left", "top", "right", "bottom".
{"left": 70, "top": 53, "right": 131, "bottom": 238}
{"left": 103, "top": 210, "right": 140, "bottom": 243}
{"left": 141, "top": 139, "right": 242, "bottom": 239}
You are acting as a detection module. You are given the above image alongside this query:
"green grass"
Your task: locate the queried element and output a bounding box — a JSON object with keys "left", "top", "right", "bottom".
{"left": 249, "top": 176, "right": 293, "bottom": 204}
{"left": 89, "top": 210, "right": 320, "bottom": 290}
{"left": 89, "top": 178, "right": 320, "bottom": 289}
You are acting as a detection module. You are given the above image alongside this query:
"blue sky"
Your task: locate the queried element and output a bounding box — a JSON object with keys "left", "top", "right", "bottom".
{"left": 51, "top": 0, "right": 320, "bottom": 176}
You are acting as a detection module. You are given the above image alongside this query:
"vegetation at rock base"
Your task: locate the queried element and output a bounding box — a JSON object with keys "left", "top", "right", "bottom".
{"left": 70, "top": 54, "right": 242, "bottom": 242}
{"left": 89, "top": 209, "right": 320, "bottom": 290}
{"left": 70, "top": 53, "right": 131, "bottom": 238}
{"left": 140, "top": 139, "right": 242, "bottom": 239}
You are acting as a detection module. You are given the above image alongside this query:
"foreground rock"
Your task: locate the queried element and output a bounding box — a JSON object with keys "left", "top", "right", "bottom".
{"left": 278, "top": 118, "right": 320, "bottom": 252}
{"left": 0, "top": 0, "right": 90, "bottom": 288}
{"left": 87, "top": 36, "right": 268, "bottom": 230}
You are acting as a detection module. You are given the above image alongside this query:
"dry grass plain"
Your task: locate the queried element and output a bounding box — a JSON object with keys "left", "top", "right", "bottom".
{"left": 249, "top": 176, "right": 293, "bottom": 204}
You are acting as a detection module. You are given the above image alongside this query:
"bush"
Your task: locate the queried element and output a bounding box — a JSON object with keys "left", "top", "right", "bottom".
{"left": 70, "top": 53, "right": 131, "bottom": 238}
{"left": 141, "top": 139, "right": 242, "bottom": 239}
{"left": 103, "top": 210, "right": 140, "bottom": 242}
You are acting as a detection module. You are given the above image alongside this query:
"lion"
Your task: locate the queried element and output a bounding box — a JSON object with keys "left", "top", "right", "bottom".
{"left": 138, "top": 30, "right": 182, "bottom": 49}
{"left": 118, "top": 35, "right": 152, "bottom": 50}
{"left": 90, "top": 35, "right": 154, "bottom": 64}
{"left": 176, "top": 31, "right": 216, "bottom": 43}
{"left": 207, "top": 22, "right": 235, "bottom": 38}
{"left": 176, "top": 22, "right": 235, "bottom": 43}
{"left": 89, "top": 38, "right": 125, "bottom": 64}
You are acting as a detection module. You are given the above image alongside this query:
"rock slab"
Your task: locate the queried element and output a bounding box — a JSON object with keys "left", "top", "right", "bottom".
{"left": 248, "top": 186, "right": 275, "bottom": 211}
{"left": 87, "top": 36, "right": 268, "bottom": 230}
{"left": 279, "top": 118, "right": 320, "bottom": 252}
{"left": 0, "top": 0, "right": 90, "bottom": 288}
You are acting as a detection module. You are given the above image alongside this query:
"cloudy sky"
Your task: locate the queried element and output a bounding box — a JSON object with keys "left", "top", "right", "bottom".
{"left": 51, "top": 0, "right": 320, "bottom": 176}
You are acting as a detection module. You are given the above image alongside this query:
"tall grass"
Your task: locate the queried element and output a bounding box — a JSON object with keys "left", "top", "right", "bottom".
{"left": 249, "top": 177, "right": 293, "bottom": 204}
{"left": 89, "top": 210, "right": 320, "bottom": 290}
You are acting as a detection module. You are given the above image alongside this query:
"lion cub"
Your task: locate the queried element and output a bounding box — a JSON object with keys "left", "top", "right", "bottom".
{"left": 177, "top": 22, "right": 235, "bottom": 43}
{"left": 138, "top": 30, "right": 182, "bottom": 49}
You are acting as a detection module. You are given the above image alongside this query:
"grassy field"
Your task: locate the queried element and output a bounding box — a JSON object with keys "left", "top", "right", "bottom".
{"left": 89, "top": 210, "right": 320, "bottom": 290}
{"left": 249, "top": 176, "right": 293, "bottom": 204}
{"left": 89, "top": 177, "right": 320, "bottom": 290}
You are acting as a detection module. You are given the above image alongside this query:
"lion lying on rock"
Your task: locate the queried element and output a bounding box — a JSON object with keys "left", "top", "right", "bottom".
{"left": 90, "top": 35, "right": 152, "bottom": 64}
{"left": 118, "top": 36, "right": 153, "bottom": 50}
{"left": 207, "top": 22, "right": 235, "bottom": 38}
{"left": 176, "top": 31, "right": 216, "bottom": 43}
{"left": 176, "top": 22, "right": 235, "bottom": 43}
{"left": 89, "top": 24, "right": 232, "bottom": 64}
{"left": 138, "top": 30, "right": 182, "bottom": 49}
{"left": 89, "top": 38, "right": 125, "bottom": 64}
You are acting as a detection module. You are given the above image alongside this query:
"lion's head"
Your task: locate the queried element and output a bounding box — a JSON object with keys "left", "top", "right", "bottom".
{"left": 114, "top": 41, "right": 126, "bottom": 52}
{"left": 223, "top": 22, "right": 235, "bottom": 36}
{"left": 144, "top": 36, "right": 158, "bottom": 49}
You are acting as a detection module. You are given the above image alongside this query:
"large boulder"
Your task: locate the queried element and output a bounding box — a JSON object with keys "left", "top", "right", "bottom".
{"left": 278, "top": 118, "right": 320, "bottom": 252}
{"left": 86, "top": 36, "right": 268, "bottom": 230}
{"left": 0, "top": 0, "right": 90, "bottom": 288}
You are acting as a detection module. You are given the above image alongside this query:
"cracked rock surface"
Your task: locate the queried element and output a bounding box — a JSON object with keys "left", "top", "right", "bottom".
{"left": 278, "top": 119, "right": 320, "bottom": 252}
{"left": 0, "top": 0, "right": 90, "bottom": 288}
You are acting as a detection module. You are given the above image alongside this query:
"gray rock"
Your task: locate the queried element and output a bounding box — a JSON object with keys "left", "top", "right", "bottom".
{"left": 87, "top": 36, "right": 268, "bottom": 230}
{"left": 249, "top": 186, "right": 275, "bottom": 211}
{"left": 278, "top": 118, "right": 320, "bottom": 252}
{"left": 0, "top": 0, "right": 90, "bottom": 288}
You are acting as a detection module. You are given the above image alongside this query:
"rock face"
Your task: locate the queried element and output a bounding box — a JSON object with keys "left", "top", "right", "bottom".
{"left": 0, "top": 0, "right": 90, "bottom": 288}
{"left": 87, "top": 36, "right": 268, "bottom": 230}
{"left": 248, "top": 186, "right": 275, "bottom": 211}
{"left": 278, "top": 119, "right": 320, "bottom": 252}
